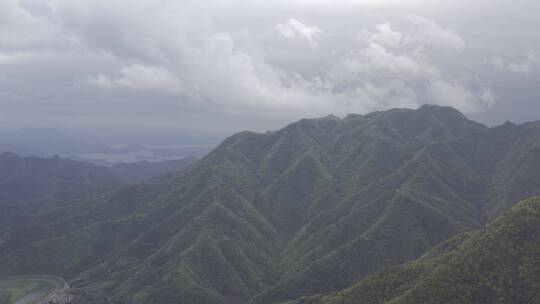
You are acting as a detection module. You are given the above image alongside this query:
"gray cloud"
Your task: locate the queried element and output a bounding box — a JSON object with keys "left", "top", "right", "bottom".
{"left": 493, "top": 52, "right": 540, "bottom": 75}
{"left": 276, "top": 18, "right": 323, "bottom": 47}
{"left": 0, "top": 0, "right": 539, "bottom": 142}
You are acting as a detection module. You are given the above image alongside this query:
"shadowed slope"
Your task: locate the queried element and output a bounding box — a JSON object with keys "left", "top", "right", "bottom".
{"left": 289, "top": 196, "right": 540, "bottom": 304}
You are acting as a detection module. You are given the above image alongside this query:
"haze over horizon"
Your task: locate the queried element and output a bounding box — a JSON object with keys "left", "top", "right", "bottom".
{"left": 1, "top": 0, "right": 539, "bottom": 144}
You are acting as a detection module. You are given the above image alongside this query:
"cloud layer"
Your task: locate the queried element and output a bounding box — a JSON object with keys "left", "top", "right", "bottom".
{"left": 0, "top": 0, "right": 539, "bottom": 137}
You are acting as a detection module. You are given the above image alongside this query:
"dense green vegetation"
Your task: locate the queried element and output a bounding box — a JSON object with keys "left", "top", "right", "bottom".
{"left": 0, "top": 154, "right": 196, "bottom": 260}
{"left": 288, "top": 197, "right": 540, "bottom": 304}
{"left": 0, "top": 105, "right": 539, "bottom": 304}
{"left": 110, "top": 157, "right": 197, "bottom": 182}
{"left": 0, "top": 152, "right": 121, "bottom": 203}
{"left": 0, "top": 153, "right": 123, "bottom": 259}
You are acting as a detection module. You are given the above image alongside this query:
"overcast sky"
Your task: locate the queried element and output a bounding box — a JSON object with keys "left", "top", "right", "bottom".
{"left": 1, "top": 0, "right": 539, "bottom": 143}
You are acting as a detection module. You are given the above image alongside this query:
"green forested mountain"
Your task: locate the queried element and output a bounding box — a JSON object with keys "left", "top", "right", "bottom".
{"left": 0, "top": 152, "right": 121, "bottom": 203}
{"left": 0, "top": 105, "right": 539, "bottom": 304}
{"left": 288, "top": 197, "right": 540, "bottom": 304}
{"left": 0, "top": 153, "right": 123, "bottom": 260}
{"left": 110, "top": 157, "right": 197, "bottom": 183}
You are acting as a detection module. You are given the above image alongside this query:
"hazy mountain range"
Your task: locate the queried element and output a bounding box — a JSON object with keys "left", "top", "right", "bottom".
{"left": 0, "top": 128, "right": 112, "bottom": 158}
{"left": 0, "top": 127, "right": 212, "bottom": 163}
{"left": 0, "top": 105, "right": 538, "bottom": 304}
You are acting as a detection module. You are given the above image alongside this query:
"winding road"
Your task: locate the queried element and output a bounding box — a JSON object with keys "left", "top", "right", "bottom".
{"left": 0, "top": 275, "right": 68, "bottom": 304}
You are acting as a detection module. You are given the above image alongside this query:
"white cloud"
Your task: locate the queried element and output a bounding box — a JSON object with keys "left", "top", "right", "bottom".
{"left": 493, "top": 52, "right": 540, "bottom": 74}
{"left": 89, "top": 64, "right": 183, "bottom": 94}
{"left": 292, "top": 0, "right": 420, "bottom": 6}
{"left": 0, "top": 51, "right": 37, "bottom": 64}
{"left": 0, "top": 1, "right": 54, "bottom": 50}
{"left": 332, "top": 18, "right": 490, "bottom": 113}
{"left": 406, "top": 16, "right": 465, "bottom": 52}
{"left": 61, "top": 8, "right": 492, "bottom": 116}
{"left": 356, "top": 17, "right": 465, "bottom": 53}
{"left": 428, "top": 80, "right": 495, "bottom": 113}
{"left": 330, "top": 43, "right": 428, "bottom": 83}
{"left": 276, "top": 18, "right": 323, "bottom": 47}
{"left": 326, "top": 38, "right": 491, "bottom": 113}
{"left": 357, "top": 23, "right": 402, "bottom": 48}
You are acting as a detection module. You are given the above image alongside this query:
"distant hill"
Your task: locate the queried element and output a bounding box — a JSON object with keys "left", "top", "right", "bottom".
{"left": 0, "top": 152, "right": 123, "bottom": 258}
{"left": 0, "top": 105, "right": 539, "bottom": 304}
{"left": 0, "top": 152, "right": 121, "bottom": 203}
{"left": 0, "top": 154, "right": 194, "bottom": 262}
{"left": 0, "top": 127, "right": 112, "bottom": 157}
{"left": 110, "top": 157, "right": 197, "bottom": 182}
{"left": 289, "top": 196, "right": 540, "bottom": 304}
{"left": 0, "top": 127, "right": 212, "bottom": 163}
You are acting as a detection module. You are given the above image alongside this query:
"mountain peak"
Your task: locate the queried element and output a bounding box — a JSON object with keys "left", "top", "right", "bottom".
{"left": 344, "top": 113, "right": 363, "bottom": 121}
{"left": 321, "top": 114, "right": 341, "bottom": 121}
{"left": 418, "top": 103, "right": 458, "bottom": 112}
{"left": 416, "top": 104, "right": 475, "bottom": 121}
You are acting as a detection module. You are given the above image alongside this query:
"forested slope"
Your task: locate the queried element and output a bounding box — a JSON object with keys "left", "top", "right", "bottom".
{"left": 1, "top": 105, "right": 539, "bottom": 304}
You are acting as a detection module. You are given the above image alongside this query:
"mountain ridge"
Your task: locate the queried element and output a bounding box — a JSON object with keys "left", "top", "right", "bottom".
{"left": 0, "top": 105, "right": 538, "bottom": 304}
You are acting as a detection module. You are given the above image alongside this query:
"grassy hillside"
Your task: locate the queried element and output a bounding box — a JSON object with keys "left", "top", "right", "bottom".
{"left": 289, "top": 196, "right": 540, "bottom": 304}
